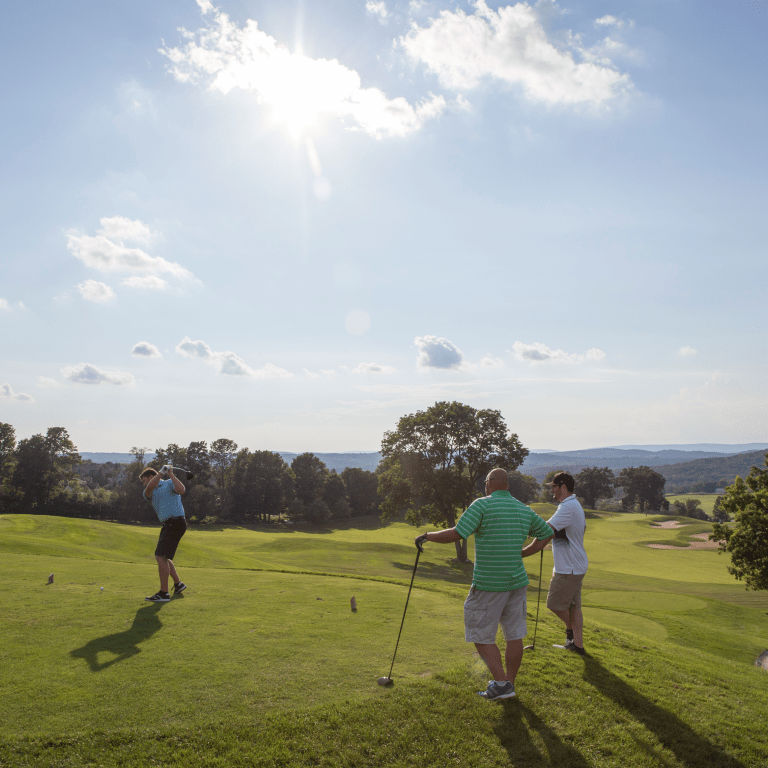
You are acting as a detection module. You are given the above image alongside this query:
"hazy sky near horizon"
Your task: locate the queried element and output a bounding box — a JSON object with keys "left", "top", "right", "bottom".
{"left": 1, "top": 0, "right": 766, "bottom": 453}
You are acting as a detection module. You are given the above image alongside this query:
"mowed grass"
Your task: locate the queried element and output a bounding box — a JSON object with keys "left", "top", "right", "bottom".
{"left": 665, "top": 494, "right": 721, "bottom": 516}
{"left": 1, "top": 512, "right": 767, "bottom": 767}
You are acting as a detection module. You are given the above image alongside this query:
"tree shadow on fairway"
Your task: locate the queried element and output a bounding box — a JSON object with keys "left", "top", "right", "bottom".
{"left": 70, "top": 603, "right": 163, "bottom": 672}
{"left": 583, "top": 657, "right": 745, "bottom": 768}
{"left": 391, "top": 558, "right": 473, "bottom": 586}
{"left": 492, "top": 700, "right": 591, "bottom": 766}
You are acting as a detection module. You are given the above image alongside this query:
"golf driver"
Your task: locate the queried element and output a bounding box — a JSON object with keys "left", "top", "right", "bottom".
{"left": 161, "top": 465, "right": 195, "bottom": 481}
{"left": 524, "top": 548, "right": 544, "bottom": 651}
{"left": 377, "top": 537, "right": 424, "bottom": 686}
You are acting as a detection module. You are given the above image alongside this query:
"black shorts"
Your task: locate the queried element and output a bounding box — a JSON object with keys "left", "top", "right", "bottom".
{"left": 155, "top": 517, "right": 187, "bottom": 559}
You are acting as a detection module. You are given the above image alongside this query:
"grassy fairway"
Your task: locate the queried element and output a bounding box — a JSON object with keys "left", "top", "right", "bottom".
{"left": 1, "top": 513, "right": 767, "bottom": 767}
{"left": 665, "top": 494, "right": 721, "bottom": 516}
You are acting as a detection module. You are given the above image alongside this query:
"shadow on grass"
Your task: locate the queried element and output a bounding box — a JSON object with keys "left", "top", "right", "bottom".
{"left": 391, "top": 558, "right": 474, "bottom": 585}
{"left": 491, "top": 699, "right": 591, "bottom": 766}
{"left": 70, "top": 603, "right": 164, "bottom": 672}
{"left": 583, "top": 657, "right": 745, "bottom": 768}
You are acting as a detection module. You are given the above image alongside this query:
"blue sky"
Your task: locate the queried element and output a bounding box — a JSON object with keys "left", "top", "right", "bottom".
{"left": 1, "top": 0, "right": 766, "bottom": 453}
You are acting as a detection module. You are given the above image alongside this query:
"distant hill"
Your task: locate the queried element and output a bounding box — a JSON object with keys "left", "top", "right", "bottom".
{"left": 658, "top": 450, "right": 768, "bottom": 491}
{"left": 609, "top": 443, "right": 768, "bottom": 452}
{"left": 519, "top": 448, "right": 734, "bottom": 481}
{"left": 80, "top": 452, "right": 151, "bottom": 465}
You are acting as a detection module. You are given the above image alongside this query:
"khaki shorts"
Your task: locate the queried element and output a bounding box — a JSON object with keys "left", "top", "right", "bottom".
{"left": 463, "top": 586, "right": 527, "bottom": 644}
{"left": 546, "top": 572, "right": 585, "bottom": 612}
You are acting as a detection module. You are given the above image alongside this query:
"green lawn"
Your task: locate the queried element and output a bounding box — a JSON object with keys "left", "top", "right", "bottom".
{"left": 1, "top": 512, "right": 767, "bottom": 767}
{"left": 665, "top": 494, "right": 721, "bottom": 516}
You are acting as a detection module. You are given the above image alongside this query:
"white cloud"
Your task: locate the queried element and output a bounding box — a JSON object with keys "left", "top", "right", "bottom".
{"left": 512, "top": 341, "right": 606, "bottom": 364}
{"left": 77, "top": 279, "right": 115, "bottom": 303}
{"left": 401, "top": 1, "right": 631, "bottom": 106}
{"left": 415, "top": 335, "right": 469, "bottom": 370}
{"left": 161, "top": 4, "right": 445, "bottom": 139}
{"left": 66, "top": 217, "right": 195, "bottom": 281}
{"left": 0, "top": 383, "right": 33, "bottom": 401}
{"left": 679, "top": 346, "right": 698, "bottom": 357}
{"left": 176, "top": 336, "right": 292, "bottom": 379}
{"left": 37, "top": 377, "right": 59, "bottom": 388}
{"left": 352, "top": 362, "right": 396, "bottom": 375}
{"left": 97, "top": 215, "right": 156, "bottom": 246}
{"left": 0, "top": 299, "right": 9, "bottom": 311}
{"left": 132, "top": 341, "right": 162, "bottom": 357}
{"left": 480, "top": 355, "right": 504, "bottom": 369}
{"left": 122, "top": 275, "right": 169, "bottom": 290}
{"left": 366, "top": 1, "right": 389, "bottom": 22}
{"left": 595, "top": 15, "right": 624, "bottom": 28}
{"left": 61, "top": 364, "right": 136, "bottom": 386}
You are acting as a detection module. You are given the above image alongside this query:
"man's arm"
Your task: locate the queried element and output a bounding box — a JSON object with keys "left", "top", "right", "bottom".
{"left": 143, "top": 472, "right": 162, "bottom": 500}
{"left": 415, "top": 527, "right": 462, "bottom": 547}
{"left": 167, "top": 468, "right": 186, "bottom": 496}
{"left": 522, "top": 535, "right": 553, "bottom": 558}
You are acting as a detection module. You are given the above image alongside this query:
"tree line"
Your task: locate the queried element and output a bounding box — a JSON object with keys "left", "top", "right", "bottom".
{"left": 0, "top": 424, "right": 381, "bottom": 526}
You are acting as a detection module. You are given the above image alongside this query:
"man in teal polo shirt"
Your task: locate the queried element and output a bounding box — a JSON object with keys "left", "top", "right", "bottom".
{"left": 415, "top": 468, "right": 553, "bottom": 700}
{"left": 140, "top": 466, "right": 188, "bottom": 603}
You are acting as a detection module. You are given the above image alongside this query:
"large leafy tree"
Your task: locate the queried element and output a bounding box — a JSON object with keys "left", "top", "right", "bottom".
{"left": 0, "top": 422, "right": 16, "bottom": 484}
{"left": 710, "top": 454, "right": 768, "bottom": 591}
{"left": 11, "top": 427, "right": 80, "bottom": 510}
{"left": 341, "top": 467, "right": 381, "bottom": 516}
{"left": 210, "top": 438, "right": 238, "bottom": 491}
{"left": 230, "top": 450, "right": 294, "bottom": 522}
{"left": 616, "top": 466, "right": 667, "bottom": 514}
{"left": 291, "top": 453, "right": 329, "bottom": 506}
{"left": 378, "top": 401, "right": 528, "bottom": 562}
{"left": 574, "top": 467, "right": 615, "bottom": 510}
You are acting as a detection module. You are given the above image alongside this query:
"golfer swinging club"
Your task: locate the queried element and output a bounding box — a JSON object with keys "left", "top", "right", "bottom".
{"left": 416, "top": 468, "right": 553, "bottom": 700}
{"left": 140, "top": 466, "right": 188, "bottom": 602}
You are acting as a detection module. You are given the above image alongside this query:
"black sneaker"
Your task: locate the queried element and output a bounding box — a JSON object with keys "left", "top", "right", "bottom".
{"left": 173, "top": 582, "right": 187, "bottom": 596}
{"left": 565, "top": 640, "right": 586, "bottom": 656}
{"left": 145, "top": 591, "right": 170, "bottom": 602}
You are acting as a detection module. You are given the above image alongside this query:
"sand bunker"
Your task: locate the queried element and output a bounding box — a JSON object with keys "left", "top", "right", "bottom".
{"left": 650, "top": 521, "right": 691, "bottom": 529}
{"left": 648, "top": 532, "right": 723, "bottom": 550}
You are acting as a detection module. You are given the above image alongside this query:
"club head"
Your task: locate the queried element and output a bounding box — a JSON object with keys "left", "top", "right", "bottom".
{"left": 523, "top": 644, "right": 535, "bottom": 651}
{"left": 377, "top": 676, "right": 393, "bottom": 686}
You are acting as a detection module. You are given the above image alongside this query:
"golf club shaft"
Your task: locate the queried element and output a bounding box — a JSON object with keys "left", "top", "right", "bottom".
{"left": 531, "top": 548, "right": 543, "bottom": 648}
{"left": 386, "top": 546, "right": 421, "bottom": 681}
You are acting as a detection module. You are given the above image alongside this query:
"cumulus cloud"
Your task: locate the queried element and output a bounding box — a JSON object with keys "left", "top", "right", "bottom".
{"left": 401, "top": 0, "right": 631, "bottom": 106}
{"left": 512, "top": 341, "right": 606, "bottom": 364}
{"left": 481, "top": 355, "right": 504, "bottom": 369}
{"left": 132, "top": 341, "right": 162, "bottom": 357}
{"left": 352, "top": 362, "right": 396, "bottom": 375}
{"left": 415, "top": 335, "right": 469, "bottom": 370}
{"left": 61, "top": 363, "right": 136, "bottom": 386}
{"left": 366, "top": 1, "right": 389, "bottom": 22}
{"left": 66, "top": 216, "right": 195, "bottom": 282}
{"left": 176, "top": 336, "right": 292, "bottom": 379}
{"left": 0, "top": 383, "right": 33, "bottom": 401}
{"left": 679, "top": 346, "right": 698, "bottom": 357}
{"left": 0, "top": 299, "right": 9, "bottom": 311}
{"left": 77, "top": 279, "right": 115, "bottom": 303}
{"left": 122, "top": 276, "right": 169, "bottom": 290}
{"left": 160, "top": 3, "right": 445, "bottom": 139}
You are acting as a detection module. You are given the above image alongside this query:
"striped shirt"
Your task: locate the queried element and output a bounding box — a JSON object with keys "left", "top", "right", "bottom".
{"left": 455, "top": 490, "right": 553, "bottom": 592}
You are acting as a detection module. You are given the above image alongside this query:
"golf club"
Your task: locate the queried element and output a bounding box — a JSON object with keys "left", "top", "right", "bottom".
{"left": 161, "top": 465, "right": 195, "bottom": 481}
{"left": 524, "top": 548, "right": 544, "bottom": 651}
{"left": 377, "top": 537, "right": 424, "bottom": 686}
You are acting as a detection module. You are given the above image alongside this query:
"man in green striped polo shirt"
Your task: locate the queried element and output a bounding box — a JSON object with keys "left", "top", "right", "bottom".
{"left": 415, "top": 468, "right": 553, "bottom": 700}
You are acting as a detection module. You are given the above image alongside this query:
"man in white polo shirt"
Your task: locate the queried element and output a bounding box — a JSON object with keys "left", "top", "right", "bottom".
{"left": 546, "top": 472, "right": 588, "bottom": 655}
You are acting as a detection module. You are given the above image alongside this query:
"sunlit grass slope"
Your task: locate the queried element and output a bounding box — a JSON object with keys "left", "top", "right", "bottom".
{"left": 1, "top": 513, "right": 767, "bottom": 766}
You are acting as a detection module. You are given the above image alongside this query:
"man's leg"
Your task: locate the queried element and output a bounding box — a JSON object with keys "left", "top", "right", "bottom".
{"left": 570, "top": 607, "right": 583, "bottom": 647}
{"left": 474, "top": 643, "right": 507, "bottom": 682}
{"left": 167, "top": 559, "right": 181, "bottom": 586}
{"left": 156, "top": 555, "right": 170, "bottom": 592}
{"left": 505, "top": 639, "right": 523, "bottom": 684}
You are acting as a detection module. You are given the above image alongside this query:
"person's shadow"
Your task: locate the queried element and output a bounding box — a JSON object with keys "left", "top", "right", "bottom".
{"left": 70, "top": 603, "right": 163, "bottom": 672}
{"left": 493, "top": 699, "right": 593, "bottom": 766}
{"left": 583, "top": 656, "right": 746, "bottom": 768}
